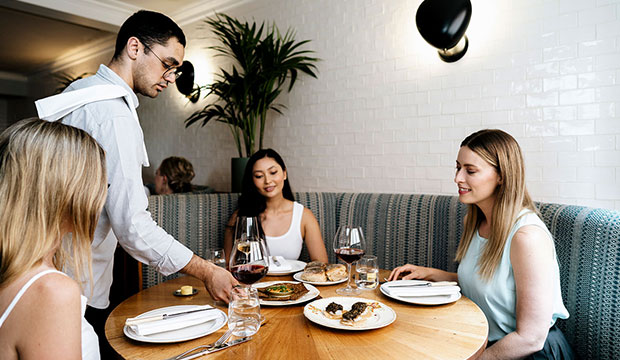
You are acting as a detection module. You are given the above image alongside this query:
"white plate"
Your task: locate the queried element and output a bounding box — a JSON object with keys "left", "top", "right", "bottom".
{"left": 303, "top": 297, "right": 396, "bottom": 331}
{"left": 380, "top": 280, "right": 462, "bottom": 305}
{"left": 267, "top": 260, "right": 307, "bottom": 275}
{"left": 292, "top": 271, "right": 348, "bottom": 286}
{"left": 254, "top": 281, "right": 320, "bottom": 306}
{"left": 123, "top": 305, "right": 227, "bottom": 343}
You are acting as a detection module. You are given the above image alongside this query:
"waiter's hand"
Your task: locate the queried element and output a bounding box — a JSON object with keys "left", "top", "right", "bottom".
{"left": 182, "top": 254, "right": 238, "bottom": 303}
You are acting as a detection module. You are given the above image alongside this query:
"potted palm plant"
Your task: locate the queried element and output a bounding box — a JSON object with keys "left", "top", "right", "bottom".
{"left": 185, "top": 13, "right": 319, "bottom": 192}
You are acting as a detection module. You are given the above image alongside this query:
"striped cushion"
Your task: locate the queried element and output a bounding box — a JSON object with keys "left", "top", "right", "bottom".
{"left": 144, "top": 192, "right": 620, "bottom": 360}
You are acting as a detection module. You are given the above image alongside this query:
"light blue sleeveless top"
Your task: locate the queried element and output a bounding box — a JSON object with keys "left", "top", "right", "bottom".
{"left": 457, "top": 210, "right": 569, "bottom": 342}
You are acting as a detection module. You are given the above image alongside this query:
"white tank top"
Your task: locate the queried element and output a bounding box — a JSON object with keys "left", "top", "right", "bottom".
{"left": 0, "top": 269, "right": 101, "bottom": 360}
{"left": 265, "top": 202, "right": 304, "bottom": 259}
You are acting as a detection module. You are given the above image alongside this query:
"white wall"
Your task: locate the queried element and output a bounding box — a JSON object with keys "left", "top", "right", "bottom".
{"left": 35, "top": 0, "right": 620, "bottom": 209}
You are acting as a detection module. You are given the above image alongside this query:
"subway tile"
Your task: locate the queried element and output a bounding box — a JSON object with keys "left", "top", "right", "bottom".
{"left": 513, "top": 108, "right": 544, "bottom": 123}
{"left": 527, "top": 92, "right": 560, "bottom": 107}
{"left": 596, "top": 20, "right": 620, "bottom": 39}
{"left": 560, "top": 0, "right": 596, "bottom": 13}
{"left": 558, "top": 182, "right": 596, "bottom": 199}
{"left": 528, "top": 62, "right": 560, "bottom": 78}
{"left": 595, "top": 150, "right": 620, "bottom": 166}
{"left": 578, "top": 102, "right": 616, "bottom": 119}
{"left": 596, "top": 183, "right": 620, "bottom": 199}
{"left": 559, "top": 26, "right": 596, "bottom": 44}
{"left": 559, "top": 57, "right": 594, "bottom": 74}
{"left": 512, "top": 79, "right": 544, "bottom": 94}
{"left": 577, "top": 166, "right": 616, "bottom": 182}
{"left": 558, "top": 151, "right": 594, "bottom": 166}
{"left": 578, "top": 71, "right": 616, "bottom": 88}
{"left": 595, "top": 118, "right": 620, "bottom": 134}
{"left": 543, "top": 106, "right": 577, "bottom": 121}
{"left": 526, "top": 122, "right": 559, "bottom": 137}
{"left": 559, "top": 120, "right": 595, "bottom": 135}
{"left": 559, "top": 88, "right": 596, "bottom": 104}
{"left": 594, "top": 53, "right": 620, "bottom": 71}
{"left": 542, "top": 136, "right": 578, "bottom": 151}
{"left": 496, "top": 95, "right": 527, "bottom": 110}
{"left": 528, "top": 181, "right": 560, "bottom": 198}
{"left": 544, "top": 45, "right": 577, "bottom": 62}
{"left": 543, "top": 75, "right": 578, "bottom": 91}
{"left": 578, "top": 134, "right": 616, "bottom": 151}
{"left": 596, "top": 85, "right": 620, "bottom": 102}
{"left": 543, "top": 167, "right": 577, "bottom": 182}
{"left": 542, "top": 12, "right": 578, "bottom": 31}
{"left": 578, "top": 5, "right": 617, "bottom": 25}
{"left": 524, "top": 151, "right": 558, "bottom": 167}
{"left": 467, "top": 98, "right": 496, "bottom": 112}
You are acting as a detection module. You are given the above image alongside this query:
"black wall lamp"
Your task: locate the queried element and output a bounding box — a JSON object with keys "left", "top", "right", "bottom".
{"left": 175, "top": 60, "right": 201, "bottom": 103}
{"left": 416, "top": 0, "right": 472, "bottom": 63}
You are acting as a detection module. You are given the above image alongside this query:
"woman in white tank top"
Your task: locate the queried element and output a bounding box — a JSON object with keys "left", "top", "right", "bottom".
{"left": 0, "top": 119, "right": 108, "bottom": 359}
{"left": 224, "top": 149, "right": 328, "bottom": 263}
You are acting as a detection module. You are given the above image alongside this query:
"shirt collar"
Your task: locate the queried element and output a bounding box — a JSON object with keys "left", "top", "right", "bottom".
{"left": 96, "top": 64, "right": 140, "bottom": 109}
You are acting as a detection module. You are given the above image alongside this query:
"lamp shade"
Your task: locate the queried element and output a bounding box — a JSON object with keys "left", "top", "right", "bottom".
{"left": 175, "top": 60, "right": 195, "bottom": 95}
{"left": 416, "top": 0, "right": 472, "bottom": 62}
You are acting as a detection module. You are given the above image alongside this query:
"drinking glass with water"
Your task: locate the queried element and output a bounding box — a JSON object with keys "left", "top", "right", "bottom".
{"left": 208, "top": 248, "right": 226, "bottom": 269}
{"left": 355, "top": 255, "right": 379, "bottom": 289}
{"left": 228, "top": 286, "right": 261, "bottom": 337}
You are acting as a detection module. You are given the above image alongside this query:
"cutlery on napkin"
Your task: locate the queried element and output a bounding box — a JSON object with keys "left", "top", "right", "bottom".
{"left": 125, "top": 305, "right": 216, "bottom": 326}
{"left": 269, "top": 256, "right": 291, "bottom": 271}
{"left": 382, "top": 285, "right": 461, "bottom": 298}
{"left": 126, "top": 306, "right": 220, "bottom": 336}
{"left": 384, "top": 281, "right": 458, "bottom": 288}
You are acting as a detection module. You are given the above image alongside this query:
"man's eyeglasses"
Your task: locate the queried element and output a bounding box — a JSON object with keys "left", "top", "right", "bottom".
{"left": 142, "top": 42, "right": 182, "bottom": 81}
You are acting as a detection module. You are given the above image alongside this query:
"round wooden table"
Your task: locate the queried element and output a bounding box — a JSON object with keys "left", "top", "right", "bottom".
{"left": 106, "top": 271, "right": 488, "bottom": 359}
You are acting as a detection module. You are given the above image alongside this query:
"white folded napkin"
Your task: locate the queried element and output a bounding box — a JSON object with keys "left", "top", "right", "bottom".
{"left": 268, "top": 256, "right": 291, "bottom": 272}
{"left": 383, "top": 285, "right": 461, "bottom": 298}
{"left": 128, "top": 309, "right": 219, "bottom": 336}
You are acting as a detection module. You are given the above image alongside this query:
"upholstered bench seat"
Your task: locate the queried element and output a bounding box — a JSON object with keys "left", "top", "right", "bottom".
{"left": 143, "top": 192, "right": 620, "bottom": 360}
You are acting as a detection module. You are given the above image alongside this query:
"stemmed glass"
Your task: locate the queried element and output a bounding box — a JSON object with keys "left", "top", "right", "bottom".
{"left": 229, "top": 216, "right": 270, "bottom": 288}
{"left": 333, "top": 225, "right": 366, "bottom": 296}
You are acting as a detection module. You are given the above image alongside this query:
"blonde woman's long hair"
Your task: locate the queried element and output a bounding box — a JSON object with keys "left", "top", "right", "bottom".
{"left": 454, "top": 129, "right": 535, "bottom": 281}
{"left": 0, "top": 118, "right": 107, "bottom": 288}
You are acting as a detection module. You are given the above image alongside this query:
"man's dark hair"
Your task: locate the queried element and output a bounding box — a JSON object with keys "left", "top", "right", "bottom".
{"left": 113, "top": 10, "right": 186, "bottom": 59}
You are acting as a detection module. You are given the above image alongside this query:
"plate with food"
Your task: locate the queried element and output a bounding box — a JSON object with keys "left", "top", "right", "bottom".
{"left": 173, "top": 285, "right": 198, "bottom": 297}
{"left": 304, "top": 297, "right": 396, "bottom": 330}
{"left": 293, "top": 261, "right": 348, "bottom": 285}
{"left": 266, "top": 258, "right": 307, "bottom": 276}
{"left": 255, "top": 281, "right": 320, "bottom": 306}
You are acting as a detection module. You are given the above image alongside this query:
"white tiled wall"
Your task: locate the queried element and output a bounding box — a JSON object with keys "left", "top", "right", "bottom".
{"left": 42, "top": 0, "right": 620, "bottom": 210}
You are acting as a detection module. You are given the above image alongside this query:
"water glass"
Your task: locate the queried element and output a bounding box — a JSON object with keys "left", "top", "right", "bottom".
{"left": 355, "top": 255, "right": 379, "bottom": 290}
{"left": 208, "top": 248, "right": 227, "bottom": 269}
{"left": 228, "top": 286, "right": 261, "bottom": 337}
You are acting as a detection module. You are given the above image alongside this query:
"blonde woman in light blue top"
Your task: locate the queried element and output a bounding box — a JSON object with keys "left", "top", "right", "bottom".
{"left": 390, "top": 129, "right": 574, "bottom": 360}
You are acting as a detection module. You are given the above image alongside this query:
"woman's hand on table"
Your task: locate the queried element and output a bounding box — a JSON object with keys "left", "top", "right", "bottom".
{"left": 388, "top": 264, "right": 458, "bottom": 283}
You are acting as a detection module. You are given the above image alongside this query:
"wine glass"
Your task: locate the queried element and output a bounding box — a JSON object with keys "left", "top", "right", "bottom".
{"left": 229, "top": 216, "right": 269, "bottom": 288}
{"left": 333, "top": 225, "right": 366, "bottom": 295}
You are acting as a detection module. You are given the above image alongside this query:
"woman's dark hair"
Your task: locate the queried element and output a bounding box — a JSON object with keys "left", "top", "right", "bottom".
{"left": 159, "top": 156, "right": 195, "bottom": 193}
{"left": 113, "top": 10, "right": 186, "bottom": 60}
{"left": 237, "top": 149, "right": 294, "bottom": 216}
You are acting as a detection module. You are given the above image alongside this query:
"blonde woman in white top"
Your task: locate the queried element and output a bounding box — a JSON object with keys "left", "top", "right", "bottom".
{"left": 224, "top": 149, "right": 328, "bottom": 264}
{"left": 0, "top": 118, "right": 107, "bottom": 359}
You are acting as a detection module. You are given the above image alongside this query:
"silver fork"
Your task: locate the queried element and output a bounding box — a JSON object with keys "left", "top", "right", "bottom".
{"left": 164, "top": 327, "right": 234, "bottom": 360}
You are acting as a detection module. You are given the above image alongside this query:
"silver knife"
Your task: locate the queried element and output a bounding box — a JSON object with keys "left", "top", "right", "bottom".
{"left": 271, "top": 256, "right": 281, "bottom": 266}
{"left": 175, "top": 337, "right": 252, "bottom": 360}
{"left": 385, "top": 281, "right": 458, "bottom": 288}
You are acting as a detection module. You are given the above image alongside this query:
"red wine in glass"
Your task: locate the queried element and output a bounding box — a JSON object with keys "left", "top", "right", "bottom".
{"left": 231, "top": 264, "right": 268, "bottom": 285}
{"left": 333, "top": 226, "right": 366, "bottom": 296}
{"left": 335, "top": 248, "right": 365, "bottom": 264}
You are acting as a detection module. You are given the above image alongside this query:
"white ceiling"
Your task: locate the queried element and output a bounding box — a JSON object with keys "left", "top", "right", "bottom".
{"left": 0, "top": 0, "right": 242, "bottom": 86}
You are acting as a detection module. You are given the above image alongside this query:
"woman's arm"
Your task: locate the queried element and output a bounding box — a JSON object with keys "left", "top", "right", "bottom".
{"left": 388, "top": 264, "right": 457, "bottom": 282}
{"left": 223, "top": 210, "right": 238, "bottom": 266}
{"left": 301, "top": 208, "right": 329, "bottom": 262}
{"left": 16, "top": 273, "right": 82, "bottom": 360}
{"left": 481, "top": 225, "right": 555, "bottom": 359}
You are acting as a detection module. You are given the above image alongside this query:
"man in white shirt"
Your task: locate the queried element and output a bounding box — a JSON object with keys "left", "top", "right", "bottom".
{"left": 37, "top": 10, "right": 237, "bottom": 355}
